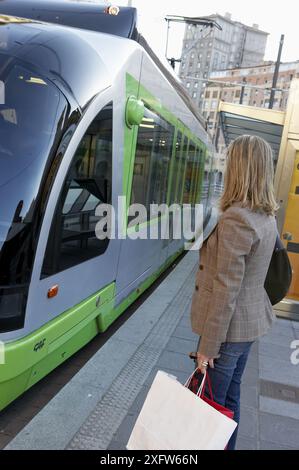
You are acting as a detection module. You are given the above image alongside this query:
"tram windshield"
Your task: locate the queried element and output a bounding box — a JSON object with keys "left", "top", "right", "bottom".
{"left": 0, "top": 52, "right": 68, "bottom": 330}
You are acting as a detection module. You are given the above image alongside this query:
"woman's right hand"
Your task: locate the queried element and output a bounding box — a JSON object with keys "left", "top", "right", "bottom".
{"left": 196, "top": 353, "right": 214, "bottom": 374}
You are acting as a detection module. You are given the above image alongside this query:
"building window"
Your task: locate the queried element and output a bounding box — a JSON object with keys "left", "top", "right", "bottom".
{"left": 212, "top": 90, "right": 218, "bottom": 98}
{"left": 194, "top": 82, "right": 198, "bottom": 88}
{"left": 235, "top": 90, "right": 241, "bottom": 98}
{"left": 42, "top": 102, "right": 113, "bottom": 277}
{"left": 193, "top": 92, "right": 197, "bottom": 98}
{"left": 186, "top": 82, "right": 191, "bottom": 88}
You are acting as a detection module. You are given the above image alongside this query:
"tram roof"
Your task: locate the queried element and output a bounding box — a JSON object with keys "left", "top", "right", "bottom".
{"left": 0, "top": 0, "right": 208, "bottom": 130}
{"left": 218, "top": 102, "right": 285, "bottom": 163}
{"left": 0, "top": 0, "right": 138, "bottom": 39}
{"left": 0, "top": 15, "right": 141, "bottom": 110}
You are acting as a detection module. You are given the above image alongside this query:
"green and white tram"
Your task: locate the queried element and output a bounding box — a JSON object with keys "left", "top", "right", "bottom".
{"left": 0, "top": 1, "right": 218, "bottom": 410}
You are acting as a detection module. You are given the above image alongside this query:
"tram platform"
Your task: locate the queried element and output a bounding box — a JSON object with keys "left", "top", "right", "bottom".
{"left": 4, "top": 216, "right": 299, "bottom": 451}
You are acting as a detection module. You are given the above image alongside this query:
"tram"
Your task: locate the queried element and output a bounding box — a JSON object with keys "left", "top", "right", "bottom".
{"left": 0, "top": 1, "right": 218, "bottom": 410}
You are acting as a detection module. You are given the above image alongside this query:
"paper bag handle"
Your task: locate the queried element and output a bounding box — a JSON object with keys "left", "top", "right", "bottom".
{"left": 184, "top": 368, "right": 206, "bottom": 396}
{"left": 184, "top": 369, "right": 214, "bottom": 400}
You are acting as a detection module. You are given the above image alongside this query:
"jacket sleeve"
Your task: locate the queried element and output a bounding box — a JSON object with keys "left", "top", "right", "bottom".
{"left": 198, "top": 209, "right": 254, "bottom": 358}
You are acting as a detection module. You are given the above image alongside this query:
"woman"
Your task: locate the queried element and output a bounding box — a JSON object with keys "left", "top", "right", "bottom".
{"left": 190, "top": 135, "right": 278, "bottom": 450}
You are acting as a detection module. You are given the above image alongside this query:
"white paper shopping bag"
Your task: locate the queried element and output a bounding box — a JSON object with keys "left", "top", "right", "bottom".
{"left": 127, "top": 370, "right": 237, "bottom": 450}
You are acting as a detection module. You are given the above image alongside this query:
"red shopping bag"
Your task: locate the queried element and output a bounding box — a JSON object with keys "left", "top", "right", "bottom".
{"left": 185, "top": 368, "right": 234, "bottom": 419}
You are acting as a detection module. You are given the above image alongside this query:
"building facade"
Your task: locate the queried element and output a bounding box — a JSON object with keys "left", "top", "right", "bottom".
{"left": 203, "top": 61, "right": 299, "bottom": 156}
{"left": 179, "top": 12, "right": 268, "bottom": 111}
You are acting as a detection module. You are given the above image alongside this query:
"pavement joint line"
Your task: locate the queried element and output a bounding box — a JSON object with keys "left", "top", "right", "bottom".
{"left": 67, "top": 263, "right": 197, "bottom": 450}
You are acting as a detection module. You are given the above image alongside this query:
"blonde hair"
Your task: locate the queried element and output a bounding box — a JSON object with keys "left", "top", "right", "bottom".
{"left": 220, "top": 135, "right": 279, "bottom": 215}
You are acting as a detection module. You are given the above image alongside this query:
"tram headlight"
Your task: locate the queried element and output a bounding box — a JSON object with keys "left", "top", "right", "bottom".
{"left": 105, "top": 6, "right": 120, "bottom": 16}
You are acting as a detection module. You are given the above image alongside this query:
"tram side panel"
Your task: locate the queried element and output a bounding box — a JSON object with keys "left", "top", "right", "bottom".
{"left": 114, "top": 51, "right": 210, "bottom": 312}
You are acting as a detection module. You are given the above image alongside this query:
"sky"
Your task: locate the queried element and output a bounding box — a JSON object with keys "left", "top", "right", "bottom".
{"left": 111, "top": 0, "right": 298, "bottom": 66}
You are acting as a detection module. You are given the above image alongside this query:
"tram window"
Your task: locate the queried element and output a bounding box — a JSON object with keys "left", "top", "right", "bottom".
{"left": 191, "top": 147, "right": 201, "bottom": 204}
{"left": 183, "top": 141, "right": 196, "bottom": 203}
{"left": 169, "top": 131, "right": 183, "bottom": 205}
{"left": 130, "top": 109, "right": 174, "bottom": 222}
{"left": 42, "top": 103, "right": 113, "bottom": 277}
{"left": 195, "top": 148, "right": 205, "bottom": 203}
{"left": 175, "top": 136, "right": 188, "bottom": 204}
{"left": 0, "top": 55, "right": 69, "bottom": 331}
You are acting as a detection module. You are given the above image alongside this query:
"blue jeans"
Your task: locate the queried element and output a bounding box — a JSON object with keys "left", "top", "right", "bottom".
{"left": 199, "top": 340, "right": 254, "bottom": 450}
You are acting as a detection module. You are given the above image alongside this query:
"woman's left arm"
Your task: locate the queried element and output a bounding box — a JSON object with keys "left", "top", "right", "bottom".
{"left": 198, "top": 208, "right": 254, "bottom": 359}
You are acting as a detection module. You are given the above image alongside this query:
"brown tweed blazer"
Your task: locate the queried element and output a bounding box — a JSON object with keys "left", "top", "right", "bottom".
{"left": 190, "top": 202, "right": 277, "bottom": 358}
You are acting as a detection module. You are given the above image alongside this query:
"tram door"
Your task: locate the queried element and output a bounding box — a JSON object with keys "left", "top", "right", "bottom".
{"left": 281, "top": 149, "right": 299, "bottom": 301}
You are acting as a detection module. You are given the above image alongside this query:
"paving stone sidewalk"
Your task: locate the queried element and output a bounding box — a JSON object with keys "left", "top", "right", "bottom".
{"left": 108, "top": 317, "right": 299, "bottom": 451}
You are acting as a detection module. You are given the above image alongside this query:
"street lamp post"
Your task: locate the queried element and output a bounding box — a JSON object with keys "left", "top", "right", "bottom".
{"left": 269, "top": 34, "right": 284, "bottom": 109}
{"left": 239, "top": 78, "right": 247, "bottom": 104}
{"left": 165, "top": 18, "right": 171, "bottom": 59}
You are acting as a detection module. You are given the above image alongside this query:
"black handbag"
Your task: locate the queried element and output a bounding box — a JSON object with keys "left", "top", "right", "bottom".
{"left": 264, "top": 235, "right": 293, "bottom": 305}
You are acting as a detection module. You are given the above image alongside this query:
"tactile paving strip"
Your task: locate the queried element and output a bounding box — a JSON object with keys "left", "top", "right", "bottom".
{"left": 67, "top": 264, "right": 197, "bottom": 450}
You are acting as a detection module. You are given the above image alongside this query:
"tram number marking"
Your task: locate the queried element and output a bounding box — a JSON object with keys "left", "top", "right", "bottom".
{"left": 34, "top": 339, "right": 46, "bottom": 352}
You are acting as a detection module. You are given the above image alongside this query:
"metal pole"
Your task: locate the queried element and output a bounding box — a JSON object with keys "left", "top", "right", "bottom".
{"left": 165, "top": 19, "right": 170, "bottom": 59}
{"left": 269, "top": 34, "right": 284, "bottom": 109}
{"left": 239, "top": 78, "right": 246, "bottom": 104}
